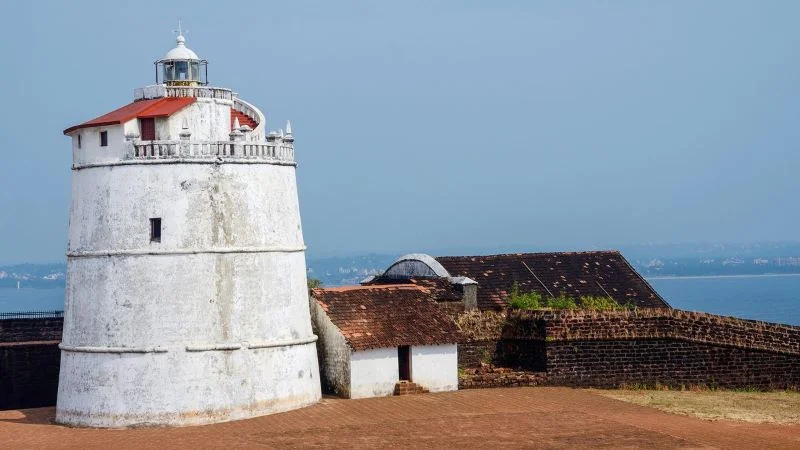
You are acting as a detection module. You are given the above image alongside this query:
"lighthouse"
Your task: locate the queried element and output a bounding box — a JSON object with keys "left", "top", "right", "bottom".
{"left": 58, "top": 30, "right": 321, "bottom": 427}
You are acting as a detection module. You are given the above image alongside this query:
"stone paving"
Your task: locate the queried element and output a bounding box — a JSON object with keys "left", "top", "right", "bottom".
{"left": 1, "top": 387, "right": 799, "bottom": 449}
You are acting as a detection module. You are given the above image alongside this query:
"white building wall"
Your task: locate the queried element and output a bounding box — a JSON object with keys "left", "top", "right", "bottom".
{"left": 350, "top": 347, "right": 398, "bottom": 399}
{"left": 158, "top": 98, "right": 233, "bottom": 141}
{"left": 411, "top": 344, "right": 459, "bottom": 392}
{"left": 71, "top": 125, "right": 127, "bottom": 166}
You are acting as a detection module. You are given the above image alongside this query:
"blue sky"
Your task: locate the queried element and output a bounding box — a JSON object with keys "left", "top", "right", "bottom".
{"left": 0, "top": 1, "right": 799, "bottom": 263}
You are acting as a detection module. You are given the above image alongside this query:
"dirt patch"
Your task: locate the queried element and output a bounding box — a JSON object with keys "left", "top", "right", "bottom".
{"left": 594, "top": 389, "right": 800, "bottom": 424}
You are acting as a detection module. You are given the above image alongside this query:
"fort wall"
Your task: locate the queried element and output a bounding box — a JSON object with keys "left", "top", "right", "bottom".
{"left": 0, "top": 317, "right": 63, "bottom": 409}
{"left": 458, "top": 309, "right": 800, "bottom": 390}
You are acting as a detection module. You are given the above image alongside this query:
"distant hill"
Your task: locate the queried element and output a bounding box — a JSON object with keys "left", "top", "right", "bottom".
{"left": 0, "top": 263, "right": 66, "bottom": 289}
{"left": 6, "top": 242, "right": 800, "bottom": 289}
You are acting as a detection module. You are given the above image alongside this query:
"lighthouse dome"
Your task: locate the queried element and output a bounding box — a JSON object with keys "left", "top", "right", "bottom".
{"left": 163, "top": 35, "right": 200, "bottom": 61}
{"left": 156, "top": 30, "right": 208, "bottom": 86}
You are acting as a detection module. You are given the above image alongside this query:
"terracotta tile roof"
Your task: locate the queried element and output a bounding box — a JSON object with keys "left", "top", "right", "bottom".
{"left": 407, "top": 278, "right": 464, "bottom": 302}
{"left": 312, "top": 285, "right": 462, "bottom": 351}
{"left": 63, "top": 97, "right": 196, "bottom": 135}
{"left": 361, "top": 277, "right": 464, "bottom": 302}
{"left": 435, "top": 251, "right": 669, "bottom": 310}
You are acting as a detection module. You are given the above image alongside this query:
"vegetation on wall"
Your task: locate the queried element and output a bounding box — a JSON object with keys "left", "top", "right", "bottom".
{"left": 507, "top": 283, "right": 634, "bottom": 311}
{"left": 454, "top": 309, "right": 508, "bottom": 341}
{"left": 307, "top": 278, "right": 323, "bottom": 295}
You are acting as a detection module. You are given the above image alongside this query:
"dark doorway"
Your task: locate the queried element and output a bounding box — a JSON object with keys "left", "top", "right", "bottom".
{"left": 140, "top": 118, "right": 156, "bottom": 141}
{"left": 398, "top": 345, "right": 411, "bottom": 381}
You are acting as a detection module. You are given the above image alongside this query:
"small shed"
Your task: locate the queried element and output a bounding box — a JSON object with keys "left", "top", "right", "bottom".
{"left": 310, "top": 285, "right": 462, "bottom": 399}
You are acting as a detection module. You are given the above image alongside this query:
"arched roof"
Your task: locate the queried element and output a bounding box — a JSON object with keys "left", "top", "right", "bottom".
{"left": 381, "top": 253, "right": 451, "bottom": 279}
{"left": 162, "top": 35, "right": 200, "bottom": 61}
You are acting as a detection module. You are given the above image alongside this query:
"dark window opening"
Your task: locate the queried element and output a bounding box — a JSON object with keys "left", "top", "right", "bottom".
{"left": 398, "top": 345, "right": 411, "bottom": 381}
{"left": 100, "top": 131, "right": 108, "bottom": 147}
{"left": 149, "top": 218, "right": 162, "bottom": 243}
{"left": 77, "top": 134, "right": 81, "bottom": 149}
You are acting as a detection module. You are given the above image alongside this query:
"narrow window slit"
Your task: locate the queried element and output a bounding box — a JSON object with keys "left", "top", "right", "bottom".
{"left": 150, "top": 218, "right": 162, "bottom": 243}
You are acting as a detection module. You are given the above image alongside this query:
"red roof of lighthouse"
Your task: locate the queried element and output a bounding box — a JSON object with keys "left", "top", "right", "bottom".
{"left": 63, "top": 97, "right": 196, "bottom": 135}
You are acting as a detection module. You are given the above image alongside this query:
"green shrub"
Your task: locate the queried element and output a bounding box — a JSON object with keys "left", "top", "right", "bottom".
{"left": 507, "top": 285, "right": 637, "bottom": 311}
{"left": 547, "top": 293, "right": 577, "bottom": 310}
{"left": 508, "top": 282, "right": 543, "bottom": 309}
{"left": 579, "top": 295, "right": 621, "bottom": 310}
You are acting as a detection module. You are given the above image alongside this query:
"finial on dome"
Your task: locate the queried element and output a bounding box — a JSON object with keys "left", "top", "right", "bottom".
{"left": 173, "top": 19, "right": 188, "bottom": 45}
{"left": 233, "top": 117, "right": 241, "bottom": 130}
{"left": 285, "top": 120, "right": 292, "bottom": 135}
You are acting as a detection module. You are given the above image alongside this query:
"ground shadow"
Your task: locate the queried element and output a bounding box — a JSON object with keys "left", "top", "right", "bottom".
{"left": 0, "top": 407, "right": 56, "bottom": 425}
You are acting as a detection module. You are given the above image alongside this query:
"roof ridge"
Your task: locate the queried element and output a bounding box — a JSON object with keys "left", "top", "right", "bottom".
{"left": 313, "top": 284, "right": 424, "bottom": 294}
{"left": 64, "top": 97, "right": 196, "bottom": 135}
{"left": 435, "top": 250, "right": 622, "bottom": 259}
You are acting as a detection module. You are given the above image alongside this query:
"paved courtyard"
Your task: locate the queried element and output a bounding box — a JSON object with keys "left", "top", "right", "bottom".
{"left": 2, "top": 387, "right": 799, "bottom": 449}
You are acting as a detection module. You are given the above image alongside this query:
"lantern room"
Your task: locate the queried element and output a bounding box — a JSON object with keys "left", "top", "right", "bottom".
{"left": 155, "top": 33, "right": 208, "bottom": 86}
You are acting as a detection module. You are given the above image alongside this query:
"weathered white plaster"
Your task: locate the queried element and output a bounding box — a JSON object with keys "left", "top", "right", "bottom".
{"left": 350, "top": 347, "right": 399, "bottom": 399}
{"left": 66, "top": 164, "right": 305, "bottom": 253}
{"left": 411, "top": 344, "right": 459, "bottom": 392}
{"left": 70, "top": 125, "right": 127, "bottom": 166}
{"left": 309, "top": 300, "right": 351, "bottom": 397}
{"left": 58, "top": 41, "right": 319, "bottom": 426}
{"left": 159, "top": 98, "right": 232, "bottom": 141}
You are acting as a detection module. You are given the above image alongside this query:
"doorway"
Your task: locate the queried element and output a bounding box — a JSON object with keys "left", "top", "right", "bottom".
{"left": 140, "top": 118, "right": 156, "bottom": 141}
{"left": 398, "top": 346, "right": 411, "bottom": 381}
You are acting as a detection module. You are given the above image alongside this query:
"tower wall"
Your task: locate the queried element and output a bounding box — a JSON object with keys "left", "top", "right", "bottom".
{"left": 155, "top": 97, "right": 233, "bottom": 141}
{"left": 58, "top": 99, "right": 320, "bottom": 427}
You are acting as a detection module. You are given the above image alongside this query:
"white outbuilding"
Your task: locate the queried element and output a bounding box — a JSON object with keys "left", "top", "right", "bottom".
{"left": 310, "top": 285, "right": 462, "bottom": 399}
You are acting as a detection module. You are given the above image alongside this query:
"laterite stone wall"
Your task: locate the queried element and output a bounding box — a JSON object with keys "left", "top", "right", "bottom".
{"left": 457, "top": 309, "right": 800, "bottom": 390}
{"left": 0, "top": 318, "right": 63, "bottom": 410}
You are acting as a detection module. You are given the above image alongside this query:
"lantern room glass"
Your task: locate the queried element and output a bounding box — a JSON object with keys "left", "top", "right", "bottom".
{"left": 157, "top": 60, "right": 208, "bottom": 85}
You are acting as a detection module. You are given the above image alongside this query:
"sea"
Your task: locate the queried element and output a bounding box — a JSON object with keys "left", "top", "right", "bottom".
{"left": 648, "top": 274, "right": 800, "bottom": 326}
{"left": 1, "top": 275, "right": 799, "bottom": 326}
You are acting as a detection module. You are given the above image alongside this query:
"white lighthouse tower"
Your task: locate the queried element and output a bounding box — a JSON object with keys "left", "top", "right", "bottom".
{"left": 58, "top": 30, "right": 321, "bottom": 427}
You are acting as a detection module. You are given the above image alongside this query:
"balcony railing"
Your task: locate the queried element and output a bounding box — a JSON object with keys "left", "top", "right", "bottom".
{"left": 233, "top": 98, "right": 261, "bottom": 124}
{"left": 134, "top": 85, "right": 234, "bottom": 102}
{"left": 130, "top": 140, "right": 295, "bottom": 162}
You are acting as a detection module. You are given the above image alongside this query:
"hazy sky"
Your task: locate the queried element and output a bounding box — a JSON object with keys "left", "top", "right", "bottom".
{"left": 1, "top": 1, "right": 799, "bottom": 263}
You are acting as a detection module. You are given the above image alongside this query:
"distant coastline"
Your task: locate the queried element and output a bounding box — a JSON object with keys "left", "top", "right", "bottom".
{"left": 646, "top": 273, "right": 800, "bottom": 281}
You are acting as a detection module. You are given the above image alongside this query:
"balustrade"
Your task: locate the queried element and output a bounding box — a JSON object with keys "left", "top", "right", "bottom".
{"left": 134, "top": 85, "right": 234, "bottom": 102}
{"left": 130, "top": 140, "right": 294, "bottom": 162}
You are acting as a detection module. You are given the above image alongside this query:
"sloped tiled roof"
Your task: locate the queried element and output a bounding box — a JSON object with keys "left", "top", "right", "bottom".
{"left": 362, "top": 277, "right": 464, "bottom": 302}
{"left": 435, "top": 251, "right": 668, "bottom": 310}
{"left": 312, "top": 285, "right": 462, "bottom": 351}
{"left": 64, "top": 97, "right": 196, "bottom": 134}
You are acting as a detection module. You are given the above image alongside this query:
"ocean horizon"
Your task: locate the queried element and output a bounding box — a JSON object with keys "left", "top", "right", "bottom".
{"left": 2, "top": 274, "right": 799, "bottom": 326}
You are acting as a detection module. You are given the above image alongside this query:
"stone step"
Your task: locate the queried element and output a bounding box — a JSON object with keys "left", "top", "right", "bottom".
{"left": 393, "top": 381, "right": 430, "bottom": 396}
